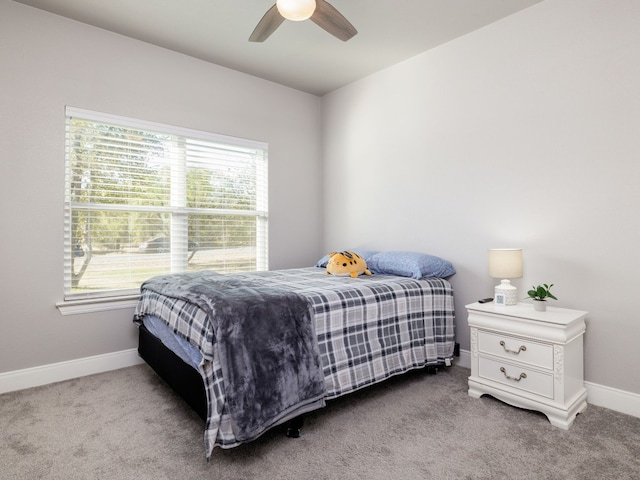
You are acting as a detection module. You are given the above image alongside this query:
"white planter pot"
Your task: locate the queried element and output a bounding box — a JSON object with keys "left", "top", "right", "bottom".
{"left": 533, "top": 300, "right": 547, "bottom": 312}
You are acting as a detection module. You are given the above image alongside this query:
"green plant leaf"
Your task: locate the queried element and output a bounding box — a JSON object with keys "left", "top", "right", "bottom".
{"left": 527, "top": 283, "right": 558, "bottom": 301}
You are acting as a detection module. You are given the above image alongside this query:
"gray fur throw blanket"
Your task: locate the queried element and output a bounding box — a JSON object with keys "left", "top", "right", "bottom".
{"left": 141, "top": 271, "right": 326, "bottom": 442}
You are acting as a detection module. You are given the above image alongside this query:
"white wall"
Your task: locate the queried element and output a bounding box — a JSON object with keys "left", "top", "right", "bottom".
{"left": 0, "top": 1, "right": 322, "bottom": 373}
{"left": 322, "top": 0, "right": 640, "bottom": 395}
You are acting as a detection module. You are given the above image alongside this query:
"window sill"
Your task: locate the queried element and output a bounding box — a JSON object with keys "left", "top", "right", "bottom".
{"left": 56, "top": 295, "right": 140, "bottom": 316}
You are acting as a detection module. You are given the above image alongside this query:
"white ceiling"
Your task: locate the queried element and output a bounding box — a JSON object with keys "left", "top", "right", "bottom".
{"left": 12, "top": 0, "right": 544, "bottom": 96}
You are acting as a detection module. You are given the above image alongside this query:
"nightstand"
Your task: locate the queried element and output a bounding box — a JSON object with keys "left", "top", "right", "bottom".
{"left": 467, "top": 302, "right": 587, "bottom": 429}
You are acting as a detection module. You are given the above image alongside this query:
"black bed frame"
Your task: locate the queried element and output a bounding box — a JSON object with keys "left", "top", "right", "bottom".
{"left": 138, "top": 323, "right": 208, "bottom": 420}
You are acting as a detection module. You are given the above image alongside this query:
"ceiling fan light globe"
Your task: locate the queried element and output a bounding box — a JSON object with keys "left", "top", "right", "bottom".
{"left": 276, "top": 0, "right": 316, "bottom": 21}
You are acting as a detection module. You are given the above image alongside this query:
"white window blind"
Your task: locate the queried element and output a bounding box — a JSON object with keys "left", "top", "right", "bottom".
{"left": 63, "top": 107, "right": 268, "bottom": 301}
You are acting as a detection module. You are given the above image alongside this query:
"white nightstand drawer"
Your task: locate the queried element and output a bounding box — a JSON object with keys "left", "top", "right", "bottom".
{"left": 478, "top": 330, "right": 553, "bottom": 370}
{"left": 478, "top": 356, "right": 554, "bottom": 398}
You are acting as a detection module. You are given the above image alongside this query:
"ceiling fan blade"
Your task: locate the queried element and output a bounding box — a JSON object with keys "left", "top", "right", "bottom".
{"left": 249, "top": 4, "right": 285, "bottom": 42}
{"left": 310, "top": 0, "right": 358, "bottom": 41}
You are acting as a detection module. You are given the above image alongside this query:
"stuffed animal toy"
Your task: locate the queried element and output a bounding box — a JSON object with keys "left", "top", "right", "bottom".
{"left": 326, "top": 250, "right": 372, "bottom": 278}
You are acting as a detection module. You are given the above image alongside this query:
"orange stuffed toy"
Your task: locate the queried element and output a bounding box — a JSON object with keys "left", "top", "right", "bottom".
{"left": 326, "top": 250, "right": 372, "bottom": 278}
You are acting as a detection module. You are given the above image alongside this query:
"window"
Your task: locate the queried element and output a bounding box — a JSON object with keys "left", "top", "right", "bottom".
{"left": 63, "top": 107, "right": 268, "bottom": 302}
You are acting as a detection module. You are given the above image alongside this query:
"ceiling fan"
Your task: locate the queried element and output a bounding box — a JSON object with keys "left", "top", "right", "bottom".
{"left": 249, "top": 0, "right": 358, "bottom": 42}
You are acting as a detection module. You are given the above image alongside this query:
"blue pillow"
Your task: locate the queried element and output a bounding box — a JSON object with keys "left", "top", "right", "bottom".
{"left": 315, "top": 249, "right": 379, "bottom": 268}
{"left": 367, "top": 251, "right": 455, "bottom": 279}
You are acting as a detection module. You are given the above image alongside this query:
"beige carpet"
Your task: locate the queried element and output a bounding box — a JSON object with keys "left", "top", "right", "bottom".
{"left": 1, "top": 364, "right": 639, "bottom": 480}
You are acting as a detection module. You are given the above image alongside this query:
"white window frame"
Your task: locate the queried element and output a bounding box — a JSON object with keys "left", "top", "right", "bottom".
{"left": 58, "top": 107, "right": 268, "bottom": 314}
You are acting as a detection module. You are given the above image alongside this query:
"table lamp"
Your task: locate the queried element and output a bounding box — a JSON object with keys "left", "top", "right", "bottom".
{"left": 488, "top": 248, "right": 523, "bottom": 306}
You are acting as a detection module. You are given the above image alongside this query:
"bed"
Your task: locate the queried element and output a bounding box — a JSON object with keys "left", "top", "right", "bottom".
{"left": 133, "top": 255, "right": 456, "bottom": 459}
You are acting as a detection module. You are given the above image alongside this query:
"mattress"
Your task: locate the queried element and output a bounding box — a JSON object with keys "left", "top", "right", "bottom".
{"left": 142, "top": 314, "right": 201, "bottom": 370}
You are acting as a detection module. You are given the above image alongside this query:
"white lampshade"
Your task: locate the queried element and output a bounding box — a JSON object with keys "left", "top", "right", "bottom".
{"left": 488, "top": 248, "right": 523, "bottom": 279}
{"left": 488, "top": 248, "right": 523, "bottom": 306}
{"left": 277, "top": 0, "right": 316, "bottom": 21}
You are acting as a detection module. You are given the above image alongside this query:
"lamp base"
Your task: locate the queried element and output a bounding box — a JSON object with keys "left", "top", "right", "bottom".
{"left": 495, "top": 279, "right": 518, "bottom": 306}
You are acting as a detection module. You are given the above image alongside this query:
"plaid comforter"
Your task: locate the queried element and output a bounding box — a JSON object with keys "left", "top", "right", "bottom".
{"left": 135, "top": 267, "right": 455, "bottom": 458}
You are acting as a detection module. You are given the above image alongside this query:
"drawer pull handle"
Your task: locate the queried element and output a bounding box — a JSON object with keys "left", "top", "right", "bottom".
{"left": 500, "top": 340, "right": 526, "bottom": 355}
{"left": 500, "top": 367, "right": 527, "bottom": 382}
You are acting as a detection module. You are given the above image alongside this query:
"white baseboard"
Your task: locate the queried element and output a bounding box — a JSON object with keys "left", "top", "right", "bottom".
{"left": 455, "top": 348, "right": 640, "bottom": 420}
{"left": 584, "top": 380, "right": 640, "bottom": 418}
{"left": 2, "top": 348, "right": 639, "bottom": 421}
{"left": 454, "top": 348, "right": 471, "bottom": 369}
{"left": 0, "top": 348, "right": 144, "bottom": 395}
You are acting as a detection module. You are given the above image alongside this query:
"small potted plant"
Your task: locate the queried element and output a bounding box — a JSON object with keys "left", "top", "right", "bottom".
{"left": 527, "top": 283, "right": 557, "bottom": 312}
